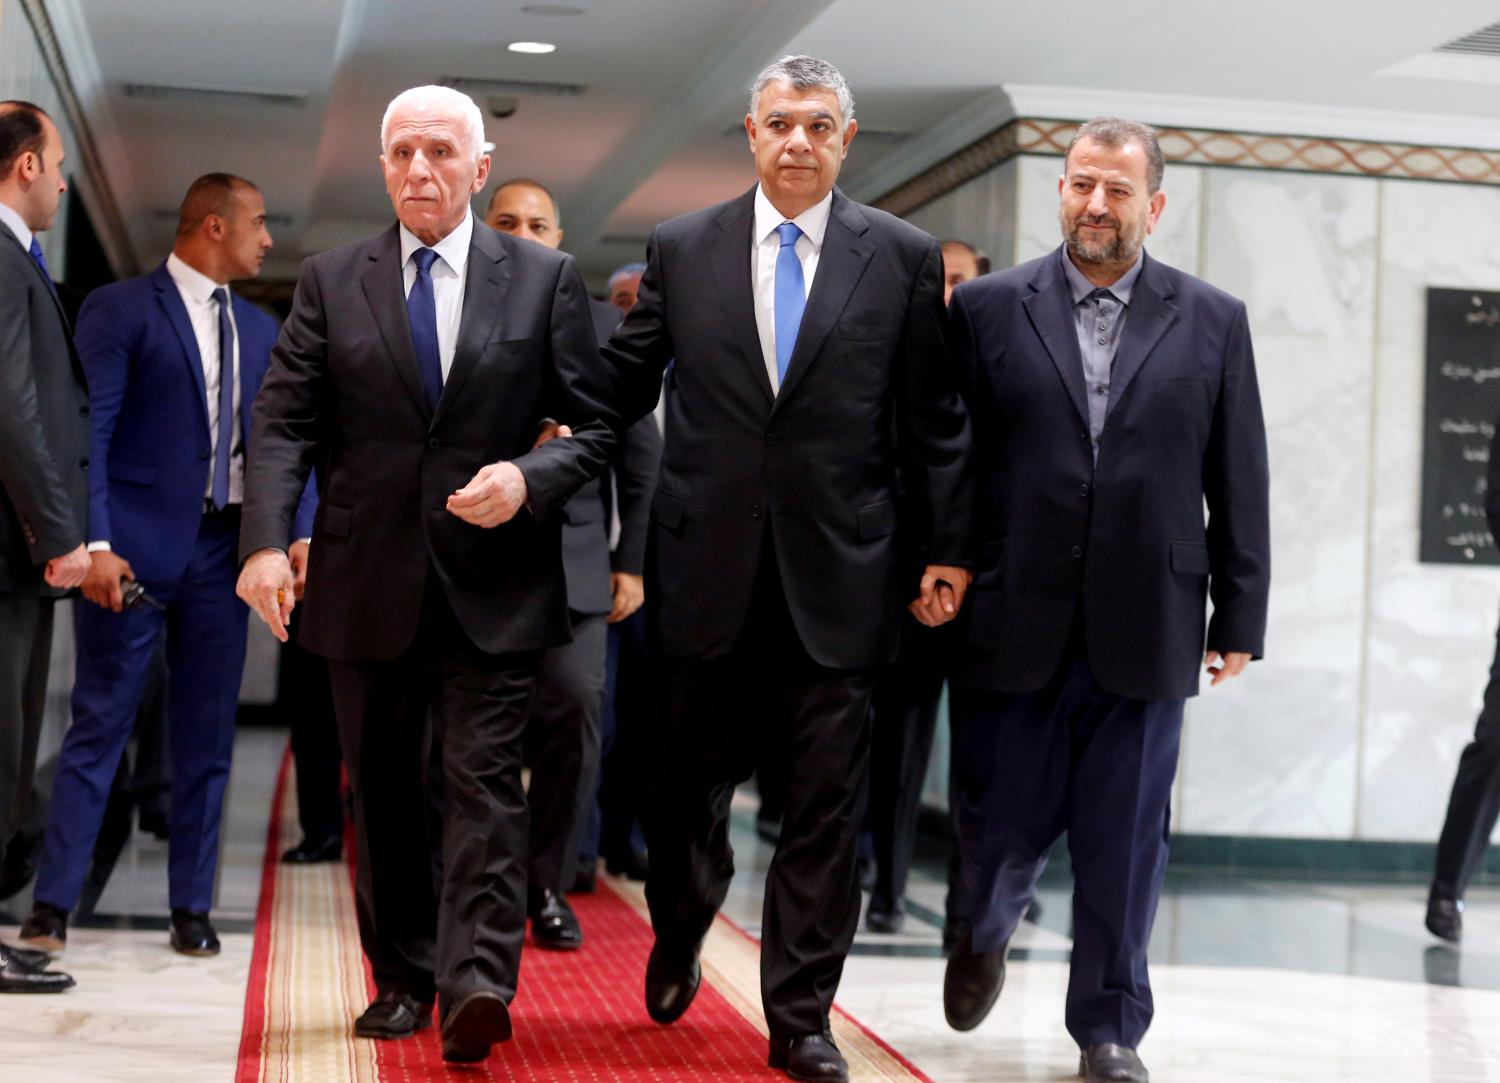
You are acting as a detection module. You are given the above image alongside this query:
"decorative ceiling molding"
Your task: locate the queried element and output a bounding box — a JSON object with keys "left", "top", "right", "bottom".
{"left": 21, "top": 0, "right": 138, "bottom": 273}
{"left": 876, "top": 117, "right": 1500, "bottom": 219}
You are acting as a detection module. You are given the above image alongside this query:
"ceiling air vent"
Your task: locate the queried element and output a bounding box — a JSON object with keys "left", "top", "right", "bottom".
{"left": 442, "top": 76, "right": 587, "bottom": 97}
{"left": 1436, "top": 21, "right": 1500, "bottom": 57}
{"left": 122, "top": 83, "right": 307, "bottom": 108}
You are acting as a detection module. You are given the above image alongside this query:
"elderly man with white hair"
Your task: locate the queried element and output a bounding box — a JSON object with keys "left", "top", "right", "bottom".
{"left": 236, "top": 84, "right": 620, "bottom": 1063}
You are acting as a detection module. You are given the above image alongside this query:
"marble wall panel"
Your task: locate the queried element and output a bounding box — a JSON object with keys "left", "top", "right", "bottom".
{"left": 1360, "top": 180, "right": 1500, "bottom": 841}
{"left": 1178, "top": 169, "right": 1378, "bottom": 837}
{"left": 904, "top": 159, "right": 1018, "bottom": 270}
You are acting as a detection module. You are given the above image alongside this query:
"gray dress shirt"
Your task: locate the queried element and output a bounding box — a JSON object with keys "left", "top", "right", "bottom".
{"left": 1061, "top": 252, "right": 1143, "bottom": 463}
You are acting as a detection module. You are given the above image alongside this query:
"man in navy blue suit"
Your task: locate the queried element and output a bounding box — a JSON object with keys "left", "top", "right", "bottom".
{"left": 21, "top": 173, "right": 314, "bottom": 958}
{"left": 943, "top": 118, "right": 1270, "bottom": 1083}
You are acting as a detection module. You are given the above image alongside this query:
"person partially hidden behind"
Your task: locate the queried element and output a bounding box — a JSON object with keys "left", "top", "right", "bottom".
{"left": 1427, "top": 415, "right": 1500, "bottom": 943}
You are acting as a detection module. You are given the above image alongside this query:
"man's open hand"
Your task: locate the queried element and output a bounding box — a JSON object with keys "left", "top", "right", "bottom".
{"left": 446, "top": 462, "right": 528, "bottom": 528}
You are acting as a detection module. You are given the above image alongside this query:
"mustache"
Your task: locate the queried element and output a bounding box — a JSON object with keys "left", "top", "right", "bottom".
{"left": 1073, "top": 213, "right": 1120, "bottom": 229}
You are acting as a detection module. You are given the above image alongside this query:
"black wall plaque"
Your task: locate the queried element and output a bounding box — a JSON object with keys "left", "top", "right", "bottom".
{"left": 1421, "top": 287, "right": 1500, "bottom": 565}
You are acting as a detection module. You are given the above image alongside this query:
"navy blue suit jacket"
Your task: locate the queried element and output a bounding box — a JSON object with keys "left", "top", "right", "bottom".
{"left": 950, "top": 246, "right": 1270, "bottom": 701}
{"left": 76, "top": 262, "right": 314, "bottom": 584}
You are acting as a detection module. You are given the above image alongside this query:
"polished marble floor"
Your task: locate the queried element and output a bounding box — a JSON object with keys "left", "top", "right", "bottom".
{"left": 2, "top": 729, "right": 1500, "bottom": 1081}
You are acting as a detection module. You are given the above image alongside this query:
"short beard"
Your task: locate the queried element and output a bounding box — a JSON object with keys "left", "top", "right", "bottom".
{"left": 1060, "top": 207, "right": 1145, "bottom": 270}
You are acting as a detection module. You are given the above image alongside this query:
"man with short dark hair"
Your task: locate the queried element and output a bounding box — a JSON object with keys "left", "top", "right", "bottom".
{"left": 482, "top": 176, "right": 662, "bottom": 950}
{"left": 602, "top": 54, "right": 975, "bottom": 1082}
{"left": 0, "top": 98, "right": 85, "bottom": 994}
{"left": 940, "top": 239, "right": 983, "bottom": 304}
{"left": 943, "top": 117, "right": 1270, "bottom": 1083}
{"left": 21, "top": 172, "right": 313, "bottom": 960}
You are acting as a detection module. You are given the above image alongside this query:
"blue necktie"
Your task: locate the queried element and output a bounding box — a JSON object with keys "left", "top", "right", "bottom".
{"left": 407, "top": 248, "right": 443, "bottom": 411}
{"left": 210, "top": 288, "right": 236, "bottom": 510}
{"left": 773, "top": 222, "right": 806, "bottom": 388}
{"left": 27, "top": 237, "right": 58, "bottom": 299}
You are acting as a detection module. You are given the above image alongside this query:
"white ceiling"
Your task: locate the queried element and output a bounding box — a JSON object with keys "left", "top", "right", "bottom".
{"left": 47, "top": 0, "right": 1500, "bottom": 286}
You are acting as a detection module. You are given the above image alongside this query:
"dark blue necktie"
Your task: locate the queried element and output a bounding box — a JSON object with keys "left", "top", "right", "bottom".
{"left": 773, "top": 222, "right": 806, "bottom": 388}
{"left": 27, "top": 237, "right": 58, "bottom": 299}
{"left": 210, "top": 288, "right": 235, "bottom": 510}
{"left": 407, "top": 248, "right": 443, "bottom": 410}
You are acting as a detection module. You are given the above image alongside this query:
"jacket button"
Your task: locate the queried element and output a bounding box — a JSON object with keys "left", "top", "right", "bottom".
{"left": 1078, "top": 484, "right": 1090, "bottom": 498}
{"left": 1070, "top": 545, "right": 1083, "bottom": 559}
{"left": 751, "top": 504, "right": 764, "bottom": 520}
{"left": 428, "top": 438, "right": 440, "bottom": 450}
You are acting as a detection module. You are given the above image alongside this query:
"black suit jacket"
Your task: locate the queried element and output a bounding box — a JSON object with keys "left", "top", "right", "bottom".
{"left": 0, "top": 222, "right": 88, "bottom": 596}
{"left": 240, "top": 221, "right": 620, "bottom": 660}
{"left": 950, "top": 246, "right": 1270, "bottom": 701}
{"left": 602, "top": 186, "right": 975, "bottom": 670}
{"left": 556, "top": 298, "right": 662, "bottom": 615}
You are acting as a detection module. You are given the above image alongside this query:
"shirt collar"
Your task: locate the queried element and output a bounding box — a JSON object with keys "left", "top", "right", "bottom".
{"left": 753, "top": 185, "right": 832, "bottom": 251}
{"left": 0, "top": 199, "right": 34, "bottom": 253}
{"left": 1062, "top": 247, "right": 1144, "bottom": 306}
{"left": 166, "top": 251, "right": 227, "bottom": 305}
{"left": 400, "top": 208, "right": 473, "bottom": 278}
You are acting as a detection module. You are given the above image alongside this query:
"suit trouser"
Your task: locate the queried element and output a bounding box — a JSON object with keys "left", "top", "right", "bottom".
{"left": 867, "top": 621, "right": 947, "bottom": 902}
{"left": 280, "top": 612, "right": 342, "bottom": 846}
{"left": 525, "top": 611, "right": 606, "bottom": 895}
{"left": 951, "top": 649, "right": 1183, "bottom": 1050}
{"left": 327, "top": 581, "right": 541, "bottom": 1013}
{"left": 0, "top": 594, "right": 54, "bottom": 873}
{"left": 36, "top": 510, "right": 245, "bottom": 913}
{"left": 1432, "top": 619, "right": 1500, "bottom": 901}
{"left": 643, "top": 555, "right": 875, "bottom": 1043}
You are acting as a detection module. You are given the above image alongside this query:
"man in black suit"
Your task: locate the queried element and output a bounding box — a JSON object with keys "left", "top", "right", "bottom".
{"left": 482, "top": 177, "right": 662, "bottom": 949}
{"left": 236, "top": 86, "right": 619, "bottom": 1064}
{"left": 601, "top": 55, "right": 975, "bottom": 1082}
{"left": 942, "top": 117, "right": 1270, "bottom": 1083}
{"left": 1427, "top": 417, "right": 1500, "bottom": 943}
{"left": 0, "top": 101, "right": 85, "bottom": 994}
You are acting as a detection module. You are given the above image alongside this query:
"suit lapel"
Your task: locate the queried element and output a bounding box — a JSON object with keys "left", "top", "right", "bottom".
{"left": 432, "top": 224, "right": 508, "bottom": 428}
{"left": 708, "top": 189, "right": 774, "bottom": 406}
{"left": 1106, "top": 253, "right": 1179, "bottom": 418}
{"left": 232, "top": 294, "right": 263, "bottom": 442}
{"left": 1021, "top": 248, "right": 1089, "bottom": 428}
{"left": 152, "top": 263, "right": 212, "bottom": 437}
{"left": 0, "top": 220, "right": 74, "bottom": 333}
{"left": 360, "top": 226, "right": 430, "bottom": 420}
{"left": 771, "top": 189, "right": 875, "bottom": 415}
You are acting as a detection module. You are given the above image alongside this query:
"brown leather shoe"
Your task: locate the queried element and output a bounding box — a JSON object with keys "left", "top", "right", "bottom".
{"left": 943, "top": 929, "right": 1006, "bottom": 1031}
{"left": 440, "top": 990, "right": 512, "bottom": 1063}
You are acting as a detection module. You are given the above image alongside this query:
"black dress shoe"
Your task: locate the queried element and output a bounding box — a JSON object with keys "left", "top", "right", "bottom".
{"left": 1079, "top": 1042, "right": 1148, "bottom": 1082}
{"left": 4, "top": 944, "right": 53, "bottom": 970}
{"left": 944, "top": 929, "right": 1006, "bottom": 1031}
{"left": 354, "top": 990, "right": 433, "bottom": 1038}
{"left": 768, "top": 1031, "right": 848, "bottom": 1081}
{"left": 604, "top": 849, "right": 651, "bottom": 881}
{"left": 169, "top": 909, "right": 221, "bottom": 957}
{"left": 865, "top": 893, "right": 905, "bottom": 934}
{"left": 441, "top": 989, "right": 512, "bottom": 1063}
{"left": 1426, "top": 894, "right": 1463, "bottom": 943}
{"left": 570, "top": 863, "right": 598, "bottom": 894}
{"left": 528, "top": 887, "right": 583, "bottom": 950}
{"left": 644, "top": 939, "right": 701, "bottom": 1024}
{"left": 0, "top": 944, "right": 73, "bottom": 994}
{"left": 19, "top": 901, "right": 68, "bottom": 954}
{"left": 281, "top": 835, "right": 342, "bottom": 864}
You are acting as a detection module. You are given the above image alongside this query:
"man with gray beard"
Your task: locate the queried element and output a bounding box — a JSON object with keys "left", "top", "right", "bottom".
{"left": 941, "top": 118, "right": 1270, "bottom": 1082}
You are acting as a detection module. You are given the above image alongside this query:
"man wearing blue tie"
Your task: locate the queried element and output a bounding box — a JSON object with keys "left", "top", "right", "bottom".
{"left": 20, "top": 174, "right": 312, "bottom": 959}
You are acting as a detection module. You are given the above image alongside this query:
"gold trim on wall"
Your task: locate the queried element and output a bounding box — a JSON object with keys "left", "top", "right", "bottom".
{"left": 875, "top": 117, "right": 1500, "bottom": 219}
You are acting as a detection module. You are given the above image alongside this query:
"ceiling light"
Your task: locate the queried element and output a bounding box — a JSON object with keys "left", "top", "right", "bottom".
{"left": 507, "top": 41, "right": 557, "bottom": 55}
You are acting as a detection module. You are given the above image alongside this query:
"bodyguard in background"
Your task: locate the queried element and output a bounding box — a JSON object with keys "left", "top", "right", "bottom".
{"left": 1427, "top": 417, "right": 1500, "bottom": 943}
{"left": 21, "top": 174, "right": 312, "bottom": 960}
{"left": 602, "top": 56, "right": 974, "bottom": 1082}
{"left": 944, "top": 118, "right": 1270, "bottom": 1083}
{"left": 0, "top": 100, "right": 86, "bottom": 994}
{"left": 482, "top": 177, "right": 663, "bottom": 948}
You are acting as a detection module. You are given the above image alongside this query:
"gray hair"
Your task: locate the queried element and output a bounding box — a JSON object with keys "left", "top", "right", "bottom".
{"left": 609, "top": 261, "right": 646, "bottom": 287}
{"left": 1066, "top": 116, "right": 1164, "bottom": 194}
{"left": 380, "top": 85, "right": 486, "bottom": 161}
{"left": 749, "top": 55, "right": 854, "bottom": 127}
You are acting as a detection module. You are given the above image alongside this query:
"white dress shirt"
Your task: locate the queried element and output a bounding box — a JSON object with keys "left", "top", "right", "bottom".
{"left": 398, "top": 209, "right": 472, "bottom": 382}
{"left": 0, "top": 199, "right": 34, "bottom": 254}
{"left": 750, "top": 185, "right": 831, "bottom": 394}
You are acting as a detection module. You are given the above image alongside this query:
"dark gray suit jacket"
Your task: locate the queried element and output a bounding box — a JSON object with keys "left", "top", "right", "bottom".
{"left": 0, "top": 220, "right": 88, "bottom": 596}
